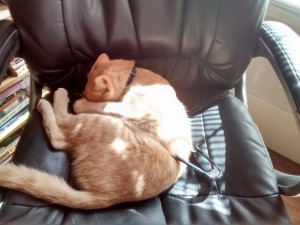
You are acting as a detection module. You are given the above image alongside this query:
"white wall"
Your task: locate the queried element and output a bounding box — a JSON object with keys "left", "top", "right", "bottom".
{"left": 247, "top": 58, "right": 300, "bottom": 163}
{"left": 246, "top": 0, "right": 300, "bottom": 163}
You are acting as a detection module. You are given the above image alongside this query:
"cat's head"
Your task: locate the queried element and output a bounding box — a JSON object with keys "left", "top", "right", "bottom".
{"left": 83, "top": 53, "right": 135, "bottom": 102}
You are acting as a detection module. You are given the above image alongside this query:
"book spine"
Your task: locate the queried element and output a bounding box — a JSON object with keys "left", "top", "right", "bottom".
{"left": 0, "top": 81, "right": 22, "bottom": 100}
{"left": 0, "top": 107, "right": 28, "bottom": 133}
{"left": 0, "top": 93, "right": 15, "bottom": 107}
{"left": 0, "top": 137, "right": 20, "bottom": 163}
{"left": 0, "top": 126, "right": 23, "bottom": 148}
{"left": 1, "top": 154, "right": 13, "bottom": 164}
{"left": 0, "top": 97, "right": 20, "bottom": 116}
{"left": 10, "top": 58, "right": 25, "bottom": 71}
{"left": 0, "top": 94, "right": 21, "bottom": 114}
{"left": 0, "top": 111, "right": 29, "bottom": 142}
{"left": 0, "top": 97, "right": 29, "bottom": 127}
{"left": 0, "top": 71, "right": 29, "bottom": 94}
{"left": 0, "top": 134, "right": 19, "bottom": 156}
{"left": 0, "top": 90, "right": 28, "bottom": 117}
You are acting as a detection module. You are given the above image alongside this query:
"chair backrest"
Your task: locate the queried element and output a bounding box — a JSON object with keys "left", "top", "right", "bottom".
{"left": 7, "top": 0, "right": 269, "bottom": 110}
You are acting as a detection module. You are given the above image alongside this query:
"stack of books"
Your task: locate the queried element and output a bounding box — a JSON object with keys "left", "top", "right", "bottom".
{"left": 0, "top": 57, "right": 30, "bottom": 164}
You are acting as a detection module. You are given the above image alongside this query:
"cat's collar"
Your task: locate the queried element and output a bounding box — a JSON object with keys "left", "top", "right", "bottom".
{"left": 126, "top": 66, "right": 137, "bottom": 86}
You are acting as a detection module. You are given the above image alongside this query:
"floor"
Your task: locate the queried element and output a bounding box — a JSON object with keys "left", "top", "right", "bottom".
{"left": 268, "top": 150, "right": 300, "bottom": 225}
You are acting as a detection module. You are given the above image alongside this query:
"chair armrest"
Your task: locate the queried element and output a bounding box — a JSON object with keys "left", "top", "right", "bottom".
{"left": 275, "top": 170, "right": 300, "bottom": 197}
{"left": 255, "top": 21, "right": 300, "bottom": 196}
{"left": 0, "top": 19, "right": 20, "bottom": 82}
{"left": 256, "top": 21, "right": 300, "bottom": 125}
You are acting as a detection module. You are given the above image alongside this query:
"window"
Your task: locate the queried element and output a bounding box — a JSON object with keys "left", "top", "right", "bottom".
{"left": 267, "top": 0, "right": 300, "bottom": 34}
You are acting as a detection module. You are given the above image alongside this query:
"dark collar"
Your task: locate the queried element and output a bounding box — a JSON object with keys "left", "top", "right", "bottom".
{"left": 126, "top": 66, "right": 137, "bottom": 86}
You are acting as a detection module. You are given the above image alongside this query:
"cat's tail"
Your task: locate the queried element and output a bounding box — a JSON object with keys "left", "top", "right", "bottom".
{"left": 0, "top": 163, "right": 114, "bottom": 209}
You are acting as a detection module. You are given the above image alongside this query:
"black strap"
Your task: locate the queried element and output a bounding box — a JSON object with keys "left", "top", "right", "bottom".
{"left": 174, "top": 144, "right": 223, "bottom": 180}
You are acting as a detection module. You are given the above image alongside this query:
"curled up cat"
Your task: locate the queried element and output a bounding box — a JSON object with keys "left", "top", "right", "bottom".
{"left": 0, "top": 53, "right": 192, "bottom": 209}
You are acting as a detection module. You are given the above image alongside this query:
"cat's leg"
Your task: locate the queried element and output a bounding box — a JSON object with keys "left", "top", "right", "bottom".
{"left": 73, "top": 98, "right": 106, "bottom": 114}
{"left": 52, "top": 88, "right": 70, "bottom": 121}
{"left": 37, "top": 99, "right": 67, "bottom": 150}
{"left": 73, "top": 99, "right": 144, "bottom": 119}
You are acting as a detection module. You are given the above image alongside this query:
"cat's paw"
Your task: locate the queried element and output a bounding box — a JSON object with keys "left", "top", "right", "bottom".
{"left": 54, "top": 88, "right": 69, "bottom": 101}
{"left": 37, "top": 99, "right": 51, "bottom": 113}
{"left": 73, "top": 98, "right": 88, "bottom": 114}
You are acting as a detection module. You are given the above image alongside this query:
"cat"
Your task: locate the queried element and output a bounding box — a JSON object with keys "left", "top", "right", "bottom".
{"left": 0, "top": 53, "right": 192, "bottom": 209}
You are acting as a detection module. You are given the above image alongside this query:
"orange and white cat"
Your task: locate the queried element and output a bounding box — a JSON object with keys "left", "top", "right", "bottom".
{"left": 0, "top": 53, "right": 192, "bottom": 209}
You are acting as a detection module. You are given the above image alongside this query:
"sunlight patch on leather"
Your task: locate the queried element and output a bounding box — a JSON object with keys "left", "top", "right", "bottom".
{"left": 199, "top": 195, "right": 231, "bottom": 215}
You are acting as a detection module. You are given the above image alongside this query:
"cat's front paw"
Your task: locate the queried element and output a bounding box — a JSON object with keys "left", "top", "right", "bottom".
{"left": 37, "top": 99, "right": 51, "bottom": 113}
{"left": 54, "top": 88, "right": 69, "bottom": 101}
{"left": 73, "top": 98, "right": 89, "bottom": 114}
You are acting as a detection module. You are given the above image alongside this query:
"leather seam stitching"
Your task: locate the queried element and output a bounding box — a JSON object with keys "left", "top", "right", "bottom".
{"left": 263, "top": 23, "right": 299, "bottom": 83}
{"left": 60, "top": 0, "right": 79, "bottom": 62}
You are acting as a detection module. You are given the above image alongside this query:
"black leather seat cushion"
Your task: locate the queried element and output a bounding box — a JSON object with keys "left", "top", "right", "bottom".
{"left": 162, "top": 94, "right": 289, "bottom": 225}
{"left": 0, "top": 93, "right": 290, "bottom": 225}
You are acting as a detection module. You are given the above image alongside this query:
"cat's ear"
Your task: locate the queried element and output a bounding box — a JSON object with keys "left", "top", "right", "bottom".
{"left": 97, "top": 53, "right": 110, "bottom": 64}
{"left": 90, "top": 54, "right": 110, "bottom": 72}
{"left": 94, "top": 75, "right": 112, "bottom": 91}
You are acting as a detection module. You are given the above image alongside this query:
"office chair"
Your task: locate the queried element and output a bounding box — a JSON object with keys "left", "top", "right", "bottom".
{"left": 0, "top": 0, "right": 299, "bottom": 224}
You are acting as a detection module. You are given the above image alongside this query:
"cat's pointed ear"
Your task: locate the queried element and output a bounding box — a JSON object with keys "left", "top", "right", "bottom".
{"left": 90, "top": 54, "right": 110, "bottom": 73}
{"left": 96, "top": 53, "right": 110, "bottom": 64}
{"left": 94, "top": 75, "right": 112, "bottom": 91}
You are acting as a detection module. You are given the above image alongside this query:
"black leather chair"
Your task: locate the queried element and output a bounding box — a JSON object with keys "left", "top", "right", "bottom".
{"left": 0, "top": 0, "right": 299, "bottom": 224}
